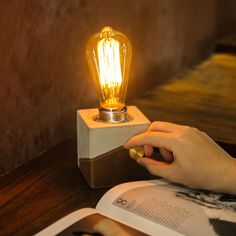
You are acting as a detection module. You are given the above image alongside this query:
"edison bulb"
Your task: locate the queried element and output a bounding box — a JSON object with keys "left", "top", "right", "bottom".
{"left": 86, "top": 26, "right": 132, "bottom": 123}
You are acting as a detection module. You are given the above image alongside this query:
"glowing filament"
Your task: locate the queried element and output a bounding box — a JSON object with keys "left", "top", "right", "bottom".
{"left": 97, "top": 38, "right": 122, "bottom": 107}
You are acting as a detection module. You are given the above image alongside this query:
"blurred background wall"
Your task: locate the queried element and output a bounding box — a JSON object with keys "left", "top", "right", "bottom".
{"left": 0, "top": 0, "right": 235, "bottom": 174}
{"left": 217, "top": 0, "right": 236, "bottom": 36}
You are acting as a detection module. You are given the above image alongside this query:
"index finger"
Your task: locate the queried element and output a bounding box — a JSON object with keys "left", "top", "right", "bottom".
{"left": 124, "top": 131, "right": 174, "bottom": 152}
{"left": 148, "top": 121, "right": 183, "bottom": 133}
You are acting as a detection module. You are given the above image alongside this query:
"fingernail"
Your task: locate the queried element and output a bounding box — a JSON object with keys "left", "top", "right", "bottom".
{"left": 137, "top": 158, "right": 143, "bottom": 165}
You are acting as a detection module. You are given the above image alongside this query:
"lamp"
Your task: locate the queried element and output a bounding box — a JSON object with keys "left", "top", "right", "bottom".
{"left": 77, "top": 26, "right": 150, "bottom": 188}
{"left": 86, "top": 26, "right": 132, "bottom": 123}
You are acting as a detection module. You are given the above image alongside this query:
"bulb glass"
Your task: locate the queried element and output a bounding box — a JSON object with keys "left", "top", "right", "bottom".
{"left": 86, "top": 26, "right": 132, "bottom": 122}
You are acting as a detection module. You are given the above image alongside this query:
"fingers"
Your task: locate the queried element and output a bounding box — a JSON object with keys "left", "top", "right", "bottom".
{"left": 124, "top": 121, "right": 184, "bottom": 151}
{"left": 137, "top": 157, "right": 174, "bottom": 179}
{"left": 148, "top": 121, "right": 182, "bottom": 132}
{"left": 124, "top": 131, "right": 174, "bottom": 151}
{"left": 159, "top": 147, "right": 174, "bottom": 162}
{"left": 143, "top": 144, "right": 153, "bottom": 156}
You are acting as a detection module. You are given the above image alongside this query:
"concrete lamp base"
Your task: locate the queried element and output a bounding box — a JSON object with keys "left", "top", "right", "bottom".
{"left": 77, "top": 106, "right": 151, "bottom": 188}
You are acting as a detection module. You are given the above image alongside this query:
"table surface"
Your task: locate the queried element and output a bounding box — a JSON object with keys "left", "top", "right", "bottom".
{"left": 133, "top": 53, "right": 236, "bottom": 145}
{"left": 1, "top": 53, "right": 236, "bottom": 235}
{"left": 0, "top": 139, "right": 107, "bottom": 235}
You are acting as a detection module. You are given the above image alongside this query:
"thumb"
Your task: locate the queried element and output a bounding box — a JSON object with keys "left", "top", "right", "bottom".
{"left": 137, "top": 157, "right": 173, "bottom": 179}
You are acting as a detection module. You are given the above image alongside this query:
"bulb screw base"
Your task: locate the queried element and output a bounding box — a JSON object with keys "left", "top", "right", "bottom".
{"left": 97, "top": 106, "right": 129, "bottom": 123}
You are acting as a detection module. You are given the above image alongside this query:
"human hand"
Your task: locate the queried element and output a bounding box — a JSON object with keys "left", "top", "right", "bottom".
{"left": 124, "top": 121, "right": 236, "bottom": 195}
{"left": 93, "top": 219, "right": 131, "bottom": 236}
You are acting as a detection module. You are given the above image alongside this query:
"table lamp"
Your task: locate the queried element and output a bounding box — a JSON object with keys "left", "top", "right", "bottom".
{"left": 77, "top": 26, "right": 150, "bottom": 188}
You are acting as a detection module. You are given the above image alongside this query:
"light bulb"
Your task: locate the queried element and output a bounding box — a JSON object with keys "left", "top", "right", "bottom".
{"left": 86, "top": 26, "right": 132, "bottom": 123}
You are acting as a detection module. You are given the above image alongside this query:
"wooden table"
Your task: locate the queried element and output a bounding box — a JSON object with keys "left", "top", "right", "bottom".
{"left": 1, "top": 53, "right": 236, "bottom": 235}
{"left": 0, "top": 139, "right": 107, "bottom": 235}
{"left": 132, "top": 53, "right": 236, "bottom": 146}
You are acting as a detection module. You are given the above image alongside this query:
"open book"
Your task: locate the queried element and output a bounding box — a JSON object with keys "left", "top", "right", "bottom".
{"left": 36, "top": 179, "right": 236, "bottom": 236}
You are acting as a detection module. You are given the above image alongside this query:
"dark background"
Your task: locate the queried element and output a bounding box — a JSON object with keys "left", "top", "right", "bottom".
{"left": 0, "top": 0, "right": 236, "bottom": 174}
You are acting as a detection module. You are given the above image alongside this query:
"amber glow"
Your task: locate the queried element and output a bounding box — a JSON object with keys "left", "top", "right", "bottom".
{"left": 97, "top": 36, "right": 122, "bottom": 108}
{"left": 86, "top": 26, "right": 132, "bottom": 110}
{"left": 97, "top": 38, "right": 122, "bottom": 87}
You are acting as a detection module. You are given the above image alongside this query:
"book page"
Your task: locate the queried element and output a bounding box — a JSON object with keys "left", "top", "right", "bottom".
{"left": 36, "top": 208, "right": 98, "bottom": 235}
{"left": 96, "top": 179, "right": 236, "bottom": 236}
{"left": 36, "top": 208, "right": 148, "bottom": 236}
